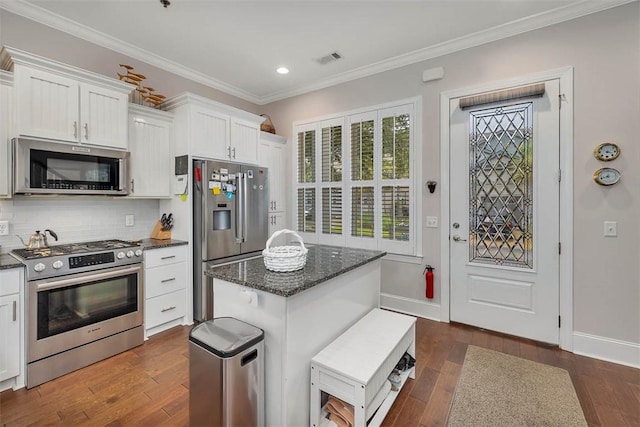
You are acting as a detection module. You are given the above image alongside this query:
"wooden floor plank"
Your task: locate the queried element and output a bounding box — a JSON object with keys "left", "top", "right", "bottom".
{"left": 1, "top": 318, "right": 638, "bottom": 427}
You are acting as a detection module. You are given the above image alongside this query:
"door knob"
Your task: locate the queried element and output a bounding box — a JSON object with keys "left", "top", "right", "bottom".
{"left": 452, "top": 235, "right": 467, "bottom": 242}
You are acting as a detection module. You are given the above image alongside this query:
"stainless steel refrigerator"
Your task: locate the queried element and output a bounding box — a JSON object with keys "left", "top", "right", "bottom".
{"left": 193, "top": 159, "right": 269, "bottom": 321}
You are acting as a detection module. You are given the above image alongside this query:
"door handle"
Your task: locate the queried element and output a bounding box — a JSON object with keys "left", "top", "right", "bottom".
{"left": 84, "top": 123, "right": 89, "bottom": 140}
{"left": 452, "top": 235, "right": 467, "bottom": 242}
{"left": 13, "top": 300, "right": 17, "bottom": 321}
{"left": 232, "top": 147, "right": 236, "bottom": 159}
{"left": 227, "top": 146, "right": 232, "bottom": 158}
{"left": 73, "top": 121, "right": 78, "bottom": 138}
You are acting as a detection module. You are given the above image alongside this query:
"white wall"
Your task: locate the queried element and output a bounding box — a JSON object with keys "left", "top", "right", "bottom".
{"left": 262, "top": 3, "right": 640, "bottom": 348}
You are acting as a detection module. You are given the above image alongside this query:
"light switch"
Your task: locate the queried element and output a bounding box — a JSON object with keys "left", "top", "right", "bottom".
{"left": 603, "top": 221, "right": 617, "bottom": 237}
{"left": 426, "top": 216, "right": 438, "bottom": 228}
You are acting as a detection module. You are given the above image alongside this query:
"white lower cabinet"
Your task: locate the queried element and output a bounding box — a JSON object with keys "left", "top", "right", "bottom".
{"left": 143, "top": 245, "right": 188, "bottom": 338}
{"left": 269, "top": 211, "right": 286, "bottom": 236}
{"left": 0, "top": 268, "right": 23, "bottom": 391}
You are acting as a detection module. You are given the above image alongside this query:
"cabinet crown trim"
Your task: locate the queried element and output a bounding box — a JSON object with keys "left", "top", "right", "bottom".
{"left": 0, "top": 45, "right": 132, "bottom": 94}
{"left": 163, "top": 92, "right": 264, "bottom": 124}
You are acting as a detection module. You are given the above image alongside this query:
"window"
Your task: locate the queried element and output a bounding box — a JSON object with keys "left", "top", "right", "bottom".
{"left": 294, "top": 99, "right": 419, "bottom": 255}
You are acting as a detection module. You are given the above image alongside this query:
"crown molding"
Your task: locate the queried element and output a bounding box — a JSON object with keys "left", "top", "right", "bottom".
{"left": 0, "top": 0, "right": 262, "bottom": 104}
{"left": 1, "top": 0, "right": 635, "bottom": 105}
{"left": 259, "top": 0, "right": 636, "bottom": 104}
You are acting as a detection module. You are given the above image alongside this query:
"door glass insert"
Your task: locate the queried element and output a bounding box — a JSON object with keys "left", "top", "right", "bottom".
{"left": 469, "top": 102, "right": 533, "bottom": 268}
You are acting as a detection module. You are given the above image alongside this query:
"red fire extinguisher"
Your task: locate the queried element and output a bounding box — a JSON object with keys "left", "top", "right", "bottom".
{"left": 424, "top": 265, "right": 434, "bottom": 299}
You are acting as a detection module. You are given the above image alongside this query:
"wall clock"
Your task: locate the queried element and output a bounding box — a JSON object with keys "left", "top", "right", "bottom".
{"left": 593, "top": 167, "right": 621, "bottom": 186}
{"left": 593, "top": 142, "right": 620, "bottom": 161}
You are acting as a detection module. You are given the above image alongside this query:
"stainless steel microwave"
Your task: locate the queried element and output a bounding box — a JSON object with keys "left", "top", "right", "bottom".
{"left": 13, "top": 138, "right": 130, "bottom": 196}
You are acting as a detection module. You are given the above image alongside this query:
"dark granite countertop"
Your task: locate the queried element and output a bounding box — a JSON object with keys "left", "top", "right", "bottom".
{"left": 0, "top": 253, "right": 24, "bottom": 270}
{"left": 206, "top": 245, "right": 385, "bottom": 297}
{"left": 137, "top": 238, "right": 188, "bottom": 251}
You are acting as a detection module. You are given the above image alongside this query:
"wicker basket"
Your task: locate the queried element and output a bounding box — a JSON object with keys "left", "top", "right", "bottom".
{"left": 262, "top": 229, "right": 308, "bottom": 272}
{"left": 260, "top": 114, "right": 276, "bottom": 134}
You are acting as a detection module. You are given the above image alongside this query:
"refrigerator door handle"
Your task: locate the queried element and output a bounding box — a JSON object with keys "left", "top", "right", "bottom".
{"left": 236, "top": 173, "right": 245, "bottom": 243}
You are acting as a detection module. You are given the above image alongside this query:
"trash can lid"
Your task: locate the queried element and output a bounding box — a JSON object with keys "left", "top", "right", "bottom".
{"left": 189, "top": 317, "right": 264, "bottom": 358}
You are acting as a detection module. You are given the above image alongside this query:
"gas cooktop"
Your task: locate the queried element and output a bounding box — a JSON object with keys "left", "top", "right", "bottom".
{"left": 12, "top": 239, "right": 139, "bottom": 260}
{"left": 11, "top": 239, "right": 143, "bottom": 280}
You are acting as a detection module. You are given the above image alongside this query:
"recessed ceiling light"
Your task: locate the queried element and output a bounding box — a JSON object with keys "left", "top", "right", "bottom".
{"left": 276, "top": 66, "right": 289, "bottom": 75}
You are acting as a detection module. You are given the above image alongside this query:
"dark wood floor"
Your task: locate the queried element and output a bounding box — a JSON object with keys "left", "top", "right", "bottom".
{"left": 1, "top": 318, "right": 638, "bottom": 426}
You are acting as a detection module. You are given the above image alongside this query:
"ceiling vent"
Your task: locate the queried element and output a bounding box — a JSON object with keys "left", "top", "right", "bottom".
{"left": 314, "top": 52, "right": 342, "bottom": 65}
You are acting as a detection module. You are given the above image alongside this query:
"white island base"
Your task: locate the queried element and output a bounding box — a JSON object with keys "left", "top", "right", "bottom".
{"left": 213, "top": 259, "right": 381, "bottom": 427}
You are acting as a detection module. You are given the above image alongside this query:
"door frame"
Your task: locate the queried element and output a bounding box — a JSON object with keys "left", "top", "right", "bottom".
{"left": 439, "top": 67, "right": 574, "bottom": 351}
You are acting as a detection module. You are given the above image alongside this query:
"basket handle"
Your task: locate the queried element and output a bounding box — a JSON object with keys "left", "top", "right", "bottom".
{"left": 266, "top": 229, "right": 306, "bottom": 251}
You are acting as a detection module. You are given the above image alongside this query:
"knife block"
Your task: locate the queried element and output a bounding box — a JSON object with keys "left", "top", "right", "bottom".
{"left": 150, "top": 220, "right": 172, "bottom": 240}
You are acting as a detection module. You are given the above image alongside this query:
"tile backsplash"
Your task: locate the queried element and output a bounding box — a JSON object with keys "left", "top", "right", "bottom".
{"left": 0, "top": 198, "right": 161, "bottom": 252}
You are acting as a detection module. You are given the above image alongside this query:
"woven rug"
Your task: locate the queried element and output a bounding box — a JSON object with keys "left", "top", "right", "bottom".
{"left": 447, "top": 346, "right": 587, "bottom": 427}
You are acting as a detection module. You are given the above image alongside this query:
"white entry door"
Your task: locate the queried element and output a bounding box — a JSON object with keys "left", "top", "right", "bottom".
{"left": 449, "top": 80, "right": 560, "bottom": 344}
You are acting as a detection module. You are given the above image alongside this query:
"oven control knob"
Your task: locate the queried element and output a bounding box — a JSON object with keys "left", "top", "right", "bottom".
{"left": 135, "top": 249, "right": 143, "bottom": 257}
{"left": 52, "top": 260, "right": 64, "bottom": 269}
{"left": 117, "top": 251, "right": 126, "bottom": 259}
{"left": 126, "top": 250, "right": 134, "bottom": 258}
{"left": 34, "top": 263, "right": 46, "bottom": 272}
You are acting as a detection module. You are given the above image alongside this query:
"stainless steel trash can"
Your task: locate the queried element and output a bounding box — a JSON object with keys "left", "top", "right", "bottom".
{"left": 189, "top": 317, "right": 264, "bottom": 427}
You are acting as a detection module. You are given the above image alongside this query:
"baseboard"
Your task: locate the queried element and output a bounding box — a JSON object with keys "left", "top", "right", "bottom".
{"left": 573, "top": 332, "right": 640, "bottom": 369}
{"left": 380, "top": 293, "right": 441, "bottom": 321}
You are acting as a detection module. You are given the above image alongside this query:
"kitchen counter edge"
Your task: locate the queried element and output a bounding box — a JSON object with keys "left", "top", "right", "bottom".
{"left": 206, "top": 245, "right": 386, "bottom": 297}
{"left": 139, "top": 238, "right": 188, "bottom": 251}
{"left": 0, "top": 253, "right": 24, "bottom": 270}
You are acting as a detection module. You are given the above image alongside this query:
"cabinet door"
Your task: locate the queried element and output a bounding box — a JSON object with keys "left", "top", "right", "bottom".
{"left": 80, "top": 83, "right": 129, "bottom": 149}
{"left": 230, "top": 118, "right": 259, "bottom": 164}
{"left": 0, "top": 76, "right": 12, "bottom": 197}
{"left": 259, "top": 137, "right": 287, "bottom": 213}
{"left": 0, "top": 294, "right": 20, "bottom": 382}
{"left": 191, "top": 106, "right": 229, "bottom": 159}
{"left": 129, "top": 111, "right": 172, "bottom": 198}
{"left": 15, "top": 66, "right": 79, "bottom": 142}
{"left": 268, "top": 212, "right": 286, "bottom": 237}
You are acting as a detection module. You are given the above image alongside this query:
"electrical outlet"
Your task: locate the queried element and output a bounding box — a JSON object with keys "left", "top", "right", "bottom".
{"left": 125, "top": 214, "right": 135, "bottom": 227}
{"left": 0, "top": 220, "right": 8, "bottom": 236}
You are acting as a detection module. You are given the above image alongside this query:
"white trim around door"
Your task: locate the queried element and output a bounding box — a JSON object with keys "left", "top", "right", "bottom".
{"left": 439, "top": 67, "right": 574, "bottom": 351}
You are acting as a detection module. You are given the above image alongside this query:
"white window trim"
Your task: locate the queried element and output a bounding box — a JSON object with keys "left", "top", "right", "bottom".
{"left": 292, "top": 96, "right": 423, "bottom": 257}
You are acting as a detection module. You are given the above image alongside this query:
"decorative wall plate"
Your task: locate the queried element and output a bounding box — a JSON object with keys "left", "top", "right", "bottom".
{"left": 594, "top": 142, "right": 620, "bottom": 161}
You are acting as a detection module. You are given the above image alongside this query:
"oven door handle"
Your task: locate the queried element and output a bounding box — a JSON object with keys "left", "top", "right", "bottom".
{"left": 34, "top": 265, "right": 142, "bottom": 292}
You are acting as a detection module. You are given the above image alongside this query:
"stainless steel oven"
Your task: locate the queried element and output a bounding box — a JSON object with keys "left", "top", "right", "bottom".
{"left": 12, "top": 239, "right": 144, "bottom": 388}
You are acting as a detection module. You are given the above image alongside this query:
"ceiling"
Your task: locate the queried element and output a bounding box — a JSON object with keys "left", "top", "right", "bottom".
{"left": 0, "top": 0, "right": 632, "bottom": 104}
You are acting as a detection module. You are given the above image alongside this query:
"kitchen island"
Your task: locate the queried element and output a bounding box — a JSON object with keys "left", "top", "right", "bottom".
{"left": 206, "top": 245, "right": 385, "bottom": 427}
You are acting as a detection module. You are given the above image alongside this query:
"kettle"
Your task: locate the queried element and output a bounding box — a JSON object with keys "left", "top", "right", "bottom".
{"left": 17, "top": 229, "right": 58, "bottom": 250}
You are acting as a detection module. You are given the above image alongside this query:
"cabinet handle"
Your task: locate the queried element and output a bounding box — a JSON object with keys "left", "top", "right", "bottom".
{"left": 130, "top": 179, "right": 135, "bottom": 193}
{"left": 161, "top": 306, "right": 176, "bottom": 313}
{"left": 227, "top": 146, "right": 231, "bottom": 158}
{"left": 73, "top": 121, "right": 78, "bottom": 138}
{"left": 161, "top": 277, "right": 176, "bottom": 283}
{"left": 13, "top": 300, "right": 16, "bottom": 321}
{"left": 84, "top": 123, "right": 89, "bottom": 140}
{"left": 232, "top": 147, "right": 236, "bottom": 159}
{"left": 274, "top": 201, "right": 277, "bottom": 210}
{"left": 161, "top": 255, "right": 176, "bottom": 260}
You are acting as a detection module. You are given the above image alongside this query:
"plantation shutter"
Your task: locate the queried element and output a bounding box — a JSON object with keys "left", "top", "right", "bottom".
{"left": 321, "top": 122, "right": 343, "bottom": 235}
{"left": 296, "top": 128, "right": 316, "bottom": 233}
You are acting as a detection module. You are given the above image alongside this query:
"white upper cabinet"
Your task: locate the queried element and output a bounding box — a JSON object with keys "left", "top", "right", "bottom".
{"left": 230, "top": 117, "right": 260, "bottom": 164}
{"left": 163, "top": 93, "right": 263, "bottom": 164}
{"left": 191, "top": 106, "right": 230, "bottom": 160}
{"left": 1, "top": 47, "right": 131, "bottom": 150}
{"left": 128, "top": 105, "right": 173, "bottom": 198}
{"left": 0, "top": 72, "right": 13, "bottom": 198}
